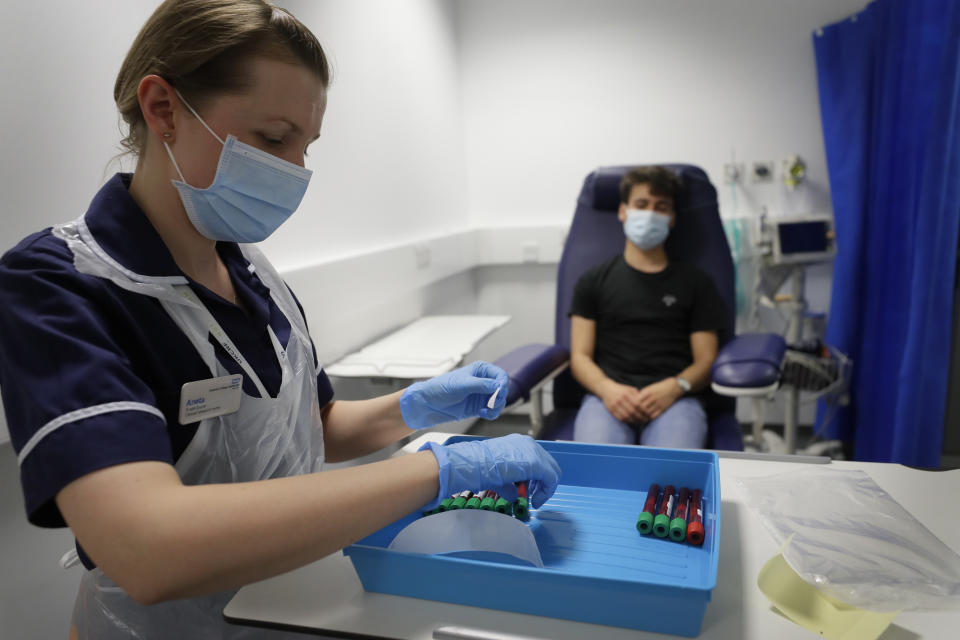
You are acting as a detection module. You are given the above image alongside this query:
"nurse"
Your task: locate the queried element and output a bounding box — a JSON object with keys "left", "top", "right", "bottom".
{"left": 0, "top": 1, "right": 560, "bottom": 638}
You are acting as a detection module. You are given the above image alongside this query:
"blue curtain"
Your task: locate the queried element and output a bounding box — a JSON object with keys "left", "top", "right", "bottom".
{"left": 814, "top": 0, "right": 960, "bottom": 465}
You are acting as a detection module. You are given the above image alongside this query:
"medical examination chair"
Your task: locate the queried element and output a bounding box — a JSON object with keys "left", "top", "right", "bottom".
{"left": 492, "top": 164, "right": 759, "bottom": 450}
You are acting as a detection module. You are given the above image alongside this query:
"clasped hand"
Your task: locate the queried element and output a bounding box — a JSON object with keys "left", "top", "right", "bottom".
{"left": 601, "top": 378, "right": 682, "bottom": 423}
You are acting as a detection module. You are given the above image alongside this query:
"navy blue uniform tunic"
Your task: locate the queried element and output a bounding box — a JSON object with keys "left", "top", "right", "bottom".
{"left": 0, "top": 174, "right": 334, "bottom": 533}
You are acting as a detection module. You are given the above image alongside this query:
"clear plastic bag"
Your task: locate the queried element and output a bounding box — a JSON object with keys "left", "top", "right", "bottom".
{"left": 736, "top": 468, "right": 960, "bottom": 612}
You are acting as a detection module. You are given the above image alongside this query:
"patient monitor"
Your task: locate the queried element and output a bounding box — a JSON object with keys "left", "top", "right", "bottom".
{"left": 764, "top": 214, "right": 836, "bottom": 266}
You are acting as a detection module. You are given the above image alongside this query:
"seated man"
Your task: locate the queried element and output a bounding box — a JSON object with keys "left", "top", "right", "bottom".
{"left": 569, "top": 166, "right": 726, "bottom": 448}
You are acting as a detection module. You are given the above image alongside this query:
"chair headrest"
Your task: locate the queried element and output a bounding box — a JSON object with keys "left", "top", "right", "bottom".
{"left": 592, "top": 169, "right": 629, "bottom": 212}
{"left": 591, "top": 164, "right": 708, "bottom": 212}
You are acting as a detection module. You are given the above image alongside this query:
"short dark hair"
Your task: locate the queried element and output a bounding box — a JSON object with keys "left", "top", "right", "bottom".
{"left": 619, "top": 166, "right": 683, "bottom": 205}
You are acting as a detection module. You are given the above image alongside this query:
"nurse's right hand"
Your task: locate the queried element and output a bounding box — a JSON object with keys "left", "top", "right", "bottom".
{"left": 418, "top": 434, "right": 561, "bottom": 510}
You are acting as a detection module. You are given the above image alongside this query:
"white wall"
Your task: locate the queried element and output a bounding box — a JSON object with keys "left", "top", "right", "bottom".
{"left": 0, "top": 2, "right": 155, "bottom": 243}
{"left": 263, "top": 0, "right": 469, "bottom": 271}
{"left": 455, "top": 0, "right": 866, "bottom": 227}
{"left": 0, "top": 0, "right": 468, "bottom": 265}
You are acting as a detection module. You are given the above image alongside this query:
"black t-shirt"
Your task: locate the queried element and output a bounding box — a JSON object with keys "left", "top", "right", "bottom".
{"left": 569, "top": 256, "right": 727, "bottom": 392}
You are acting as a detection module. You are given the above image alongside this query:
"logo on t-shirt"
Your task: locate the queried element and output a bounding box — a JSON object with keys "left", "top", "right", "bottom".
{"left": 662, "top": 294, "right": 678, "bottom": 307}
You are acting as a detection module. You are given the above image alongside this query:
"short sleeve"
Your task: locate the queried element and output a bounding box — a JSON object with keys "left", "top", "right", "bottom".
{"left": 0, "top": 235, "right": 173, "bottom": 527}
{"left": 690, "top": 269, "right": 728, "bottom": 333}
{"left": 317, "top": 370, "right": 334, "bottom": 406}
{"left": 569, "top": 268, "right": 601, "bottom": 319}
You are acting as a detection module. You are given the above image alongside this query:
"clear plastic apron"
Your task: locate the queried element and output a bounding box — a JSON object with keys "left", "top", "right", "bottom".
{"left": 54, "top": 218, "right": 325, "bottom": 639}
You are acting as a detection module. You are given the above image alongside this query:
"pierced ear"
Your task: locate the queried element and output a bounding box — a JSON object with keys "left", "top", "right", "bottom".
{"left": 137, "top": 75, "right": 178, "bottom": 142}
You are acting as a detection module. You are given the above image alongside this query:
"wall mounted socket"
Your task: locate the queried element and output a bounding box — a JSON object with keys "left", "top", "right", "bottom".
{"left": 752, "top": 161, "right": 775, "bottom": 183}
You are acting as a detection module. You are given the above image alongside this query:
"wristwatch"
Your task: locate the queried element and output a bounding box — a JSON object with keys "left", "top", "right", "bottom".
{"left": 675, "top": 376, "right": 692, "bottom": 394}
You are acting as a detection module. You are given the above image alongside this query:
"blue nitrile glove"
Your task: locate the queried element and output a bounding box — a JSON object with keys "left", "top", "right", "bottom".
{"left": 400, "top": 361, "right": 510, "bottom": 429}
{"left": 419, "top": 433, "right": 561, "bottom": 510}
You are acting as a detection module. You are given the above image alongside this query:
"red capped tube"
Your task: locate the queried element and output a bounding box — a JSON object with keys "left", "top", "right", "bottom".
{"left": 687, "top": 489, "right": 705, "bottom": 546}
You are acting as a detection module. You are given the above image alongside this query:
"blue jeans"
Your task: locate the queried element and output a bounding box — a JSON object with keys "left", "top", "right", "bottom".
{"left": 572, "top": 393, "right": 707, "bottom": 448}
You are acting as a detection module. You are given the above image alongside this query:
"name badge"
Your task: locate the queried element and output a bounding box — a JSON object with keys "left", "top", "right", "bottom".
{"left": 179, "top": 375, "right": 244, "bottom": 425}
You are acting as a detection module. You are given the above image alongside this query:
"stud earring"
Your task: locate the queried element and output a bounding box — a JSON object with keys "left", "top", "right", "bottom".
{"left": 162, "top": 132, "right": 172, "bottom": 139}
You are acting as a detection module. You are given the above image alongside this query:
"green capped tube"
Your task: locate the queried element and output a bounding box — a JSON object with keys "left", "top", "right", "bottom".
{"left": 494, "top": 497, "right": 511, "bottom": 514}
{"left": 513, "top": 481, "right": 530, "bottom": 521}
{"left": 465, "top": 492, "right": 482, "bottom": 509}
{"left": 480, "top": 491, "right": 497, "bottom": 511}
{"left": 437, "top": 497, "right": 455, "bottom": 512}
{"left": 670, "top": 487, "right": 691, "bottom": 542}
{"left": 636, "top": 483, "right": 661, "bottom": 534}
{"left": 449, "top": 490, "right": 472, "bottom": 510}
{"left": 653, "top": 485, "right": 676, "bottom": 538}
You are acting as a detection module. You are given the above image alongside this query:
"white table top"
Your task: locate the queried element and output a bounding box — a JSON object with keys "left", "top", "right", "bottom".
{"left": 224, "top": 439, "right": 960, "bottom": 639}
{"left": 325, "top": 316, "right": 511, "bottom": 379}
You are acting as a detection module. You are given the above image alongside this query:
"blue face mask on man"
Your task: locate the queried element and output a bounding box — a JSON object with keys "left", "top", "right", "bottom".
{"left": 623, "top": 209, "right": 671, "bottom": 250}
{"left": 162, "top": 90, "right": 312, "bottom": 243}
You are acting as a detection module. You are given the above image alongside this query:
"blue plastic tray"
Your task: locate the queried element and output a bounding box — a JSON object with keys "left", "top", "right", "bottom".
{"left": 344, "top": 438, "right": 721, "bottom": 637}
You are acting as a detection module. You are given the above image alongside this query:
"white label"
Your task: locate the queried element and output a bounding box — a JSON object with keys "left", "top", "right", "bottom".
{"left": 179, "top": 375, "right": 244, "bottom": 425}
{"left": 666, "top": 495, "right": 675, "bottom": 515}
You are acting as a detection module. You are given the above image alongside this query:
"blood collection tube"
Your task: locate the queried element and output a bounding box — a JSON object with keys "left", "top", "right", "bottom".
{"left": 636, "top": 483, "right": 661, "bottom": 534}
{"left": 494, "top": 496, "right": 511, "bottom": 514}
{"left": 513, "top": 481, "right": 530, "bottom": 521}
{"left": 670, "top": 487, "right": 691, "bottom": 542}
{"left": 480, "top": 491, "right": 497, "bottom": 511}
{"left": 653, "top": 485, "right": 675, "bottom": 538}
{"left": 687, "top": 489, "right": 705, "bottom": 546}
{"left": 465, "top": 491, "right": 484, "bottom": 509}
{"left": 449, "top": 490, "right": 472, "bottom": 510}
{"left": 437, "top": 496, "right": 455, "bottom": 512}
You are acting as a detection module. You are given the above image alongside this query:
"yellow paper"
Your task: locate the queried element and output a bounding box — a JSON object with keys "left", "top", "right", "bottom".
{"left": 757, "top": 550, "right": 899, "bottom": 640}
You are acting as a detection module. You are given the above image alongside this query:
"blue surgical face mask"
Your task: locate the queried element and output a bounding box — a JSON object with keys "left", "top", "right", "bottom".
{"left": 623, "top": 209, "right": 671, "bottom": 250}
{"left": 162, "top": 91, "right": 312, "bottom": 243}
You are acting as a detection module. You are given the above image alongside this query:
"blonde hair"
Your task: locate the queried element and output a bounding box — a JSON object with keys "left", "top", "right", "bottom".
{"left": 114, "top": 0, "right": 330, "bottom": 156}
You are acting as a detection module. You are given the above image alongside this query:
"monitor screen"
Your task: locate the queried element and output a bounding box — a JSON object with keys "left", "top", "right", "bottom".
{"left": 777, "top": 220, "right": 830, "bottom": 255}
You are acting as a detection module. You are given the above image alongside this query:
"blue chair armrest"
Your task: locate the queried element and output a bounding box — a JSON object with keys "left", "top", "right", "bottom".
{"left": 712, "top": 333, "right": 786, "bottom": 391}
{"left": 492, "top": 343, "right": 570, "bottom": 405}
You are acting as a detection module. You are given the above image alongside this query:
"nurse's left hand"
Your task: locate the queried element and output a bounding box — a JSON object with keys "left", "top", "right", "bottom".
{"left": 400, "top": 361, "right": 510, "bottom": 429}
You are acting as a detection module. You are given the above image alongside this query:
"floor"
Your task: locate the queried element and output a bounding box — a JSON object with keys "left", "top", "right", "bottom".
{"left": 2, "top": 418, "right": 957, "bottom": 638}
{"left": 0, "top": 442, "right": 80, "bottom": 639}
